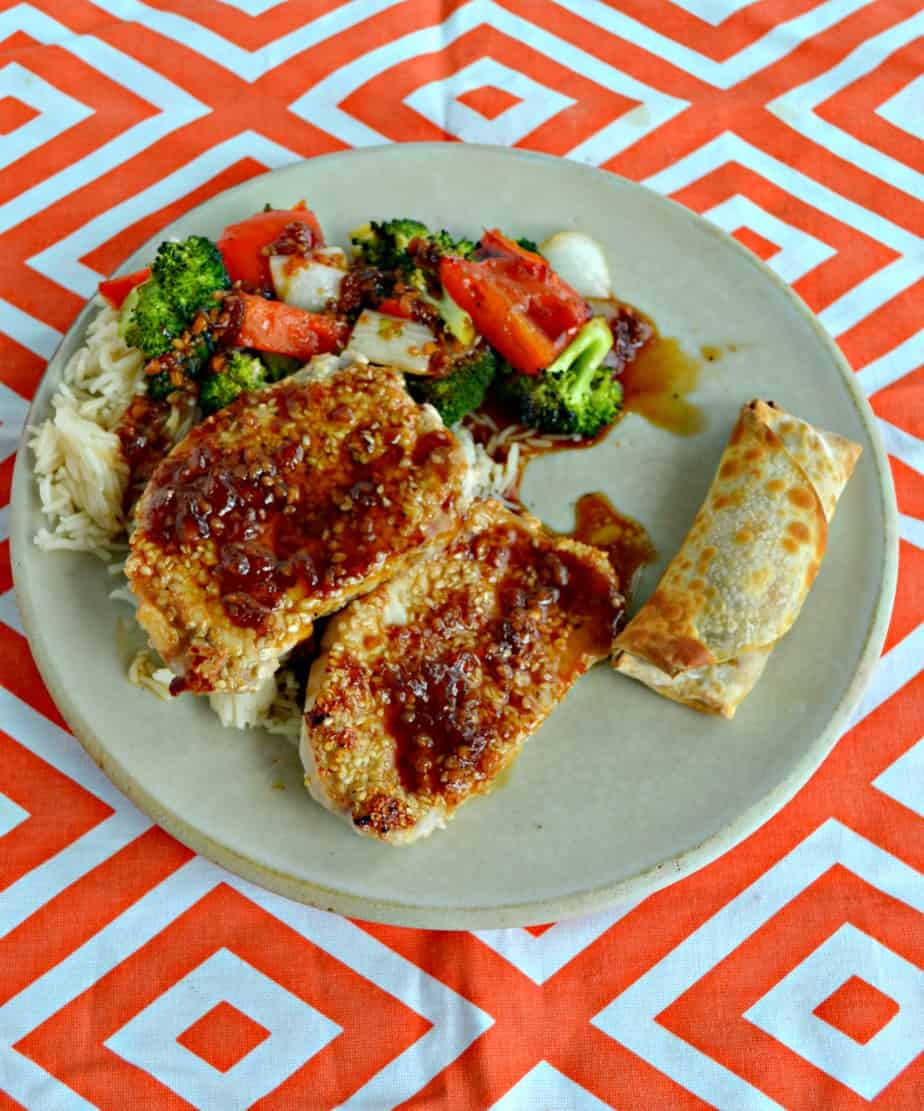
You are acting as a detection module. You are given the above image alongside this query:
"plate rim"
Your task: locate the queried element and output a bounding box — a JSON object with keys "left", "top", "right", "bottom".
{"left": 10, "top": 142, "right": 899, "bottom": 928}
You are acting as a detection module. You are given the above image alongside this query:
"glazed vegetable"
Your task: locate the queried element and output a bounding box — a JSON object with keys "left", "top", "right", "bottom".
{"left": 348, "top": 218, "right": 478, "bottom": 344}
{"left": 145, "top": 370, "right": 174, "bottom": 400}
{"left": 408, "top": 348, "right": 497, "bottom": 426}
{"left": 539, "top": 232, "right": 612, "bottom": 299}
{"left": 120, "top": 281, "right": 185, "bottom": 358}
{"left": 218, "top": 203, "right": 324, "bottom": 289}
{"left": 121, "top": 237, "right": 229, "bottom": 358}
{"left": 98, "top": 268, "right": 151, "bottom": 310}
{"left": 440, "top": 230, "right": 591, "bottom": 375}
{"left": 349, "top": 218, "right": 474, "bottom": 271}
{"left": 405, "top": 270, "right": 475, "bottom": 345}
{"left": 269, "top": 247, "right": 346, "bottom": 311}
{"left": 345, "top": 309, "right": 437, "bottom": 374}
{"left": 260, "top": 352, "right": 302, "bottom": 381}
{"left": 199, "top": 351, "right": 268, "bottom": 414}
{"left": 227, "top": 292, "right": 347, "bottom": 361}
{"left": 140, "top": 315, "right": 215, "bottom": 398}
{"left": 496, "top": 317, "right": 619, "bottom": 437}
{"left": 152, "top": 237, "right": 229, "bottom": 320}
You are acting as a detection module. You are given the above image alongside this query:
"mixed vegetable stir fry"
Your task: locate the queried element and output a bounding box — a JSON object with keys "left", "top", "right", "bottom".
{"left": 99, "top": 202, "right": 640, "bottom": 438}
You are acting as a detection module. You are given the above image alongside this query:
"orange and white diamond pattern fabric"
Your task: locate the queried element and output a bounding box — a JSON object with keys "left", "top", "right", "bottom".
{"left": 0, "top": 1, "right": 921, "bottom": 1107}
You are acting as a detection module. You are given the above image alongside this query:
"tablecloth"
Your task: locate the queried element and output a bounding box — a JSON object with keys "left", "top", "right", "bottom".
{"left": 0, "top": 2, "right": 921, "bottom": 1108}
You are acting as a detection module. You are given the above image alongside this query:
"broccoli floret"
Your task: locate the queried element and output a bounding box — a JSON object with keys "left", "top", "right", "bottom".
{"left": 122, "top": 280, "right": 186, "bottom": 357}
{"left": 409, "top": 348, "right": 497, "bottom": 426}
{"left": 432, "top": 229, "right": 475, "bottom": 258}
{"left": 199, "top": 351, "right": 267, "bottom": 414}
{"left": 350, "top": 219, "right": 474, "bottom": 270}
{"left": 350, "top": 219, "right": 429, "bottom": 269}
{"left": 121, "top": 236, "right": 229, "bottom": 358}
{"left": 515, "top": 236, "right": 540, "bottom": 254}
{"left": 260, "top": 352, "right": 302, "bottom": 382}
{"left": 496, "top": 317, "right": 620, "bottom": 438}
{"left": 138, "top": 323, "right": 214, "bottom": 402}
{"left": 183, "top": 332, "right": 214, "bottom": 380}
{"left": 146, "top": 370, "right": 175, "bottom": 400}
{"left": 151, "top": 236, "right": 229, "bottom": 320}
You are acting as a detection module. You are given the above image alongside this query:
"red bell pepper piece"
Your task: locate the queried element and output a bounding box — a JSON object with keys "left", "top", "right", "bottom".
{"left": 476, "top": 229, "right": 548, "bottom": 277}
{"left": 232, "top": 293, "right": 347, "bottom": 361}
{"left": 440, "top": 233, "right": 590, "bottom": 375}
{"left": 217, "top": 202, "right": 324, "bottom": 290}
{"left": 98, "top": 267, "right": 151, "bottom": 309}
{"left": 375, "top": 297, "right": 413, "bottom": 319}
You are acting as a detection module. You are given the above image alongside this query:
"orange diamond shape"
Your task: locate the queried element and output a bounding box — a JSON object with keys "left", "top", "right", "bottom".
{"left": 456, "top": 85, "right": 523, "bottom": 120}
{"left": 813, "top": 975, "right": 900, "bottom": 1045}
{"left": 177, "top": 1001, "right": 270, "bottom": 1073}
{"left": 731, "top": 225, "right": 779, "bottom": 263}
{"left": 0, "top": 731, "right": 113, "bottom": 894}
{"left": 0, "top": 96, "right": 39, "bottom": 135}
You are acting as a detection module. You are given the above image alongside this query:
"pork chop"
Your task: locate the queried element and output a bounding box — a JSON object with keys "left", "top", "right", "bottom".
{"left": 126, "top": 360, "right": 474, "bottom": 693}
{"left": 301, "top": 499, "right": 623, "bottom": 844}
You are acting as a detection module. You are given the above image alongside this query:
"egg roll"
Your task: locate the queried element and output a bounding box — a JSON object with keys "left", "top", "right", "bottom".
{"left": 612, "top": 400, "right": 861, "bottom": 717}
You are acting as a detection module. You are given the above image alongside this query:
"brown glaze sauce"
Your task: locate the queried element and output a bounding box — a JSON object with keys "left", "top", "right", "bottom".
{"left": 601, "top": 300, "right": 704, "bottom": 437}
{"left": 116, "top": 395, "right": 175, "bottom": 513}
{"left": 337, "top": 265, "right": 388, "bottom": 316}
{"left": 570, "top": 492, "right": 655, "bottom": 601}
{"left": 264, "top": 220, "right": 318, "bottom": 257}
{"left": 382, "top": 525, "right": 622, "bottom": 798}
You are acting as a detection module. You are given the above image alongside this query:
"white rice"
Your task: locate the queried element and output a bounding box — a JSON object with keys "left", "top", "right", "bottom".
{"left": 454, "top": 423, "right": 520, "bottom": 501}
{"left": 129, "top": 648, "right": 303, "bottom": 740}
{"left": 29, "top": 302, "right": 146, "bottom": 559}
{"left": 459, "top": 415, "right": 582, "bottom": 507}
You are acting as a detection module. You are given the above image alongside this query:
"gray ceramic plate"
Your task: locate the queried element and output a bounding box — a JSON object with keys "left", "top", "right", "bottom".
{"left": 11, "top": 145, "right": 897, "bottom": 927}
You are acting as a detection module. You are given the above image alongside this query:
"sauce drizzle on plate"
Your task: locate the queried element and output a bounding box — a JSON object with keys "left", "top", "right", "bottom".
{"left": 596, "top": 299, "right": 704, "bottom": 438}
{"left": 569, "top": 491, "right": 656, "bottom": 602}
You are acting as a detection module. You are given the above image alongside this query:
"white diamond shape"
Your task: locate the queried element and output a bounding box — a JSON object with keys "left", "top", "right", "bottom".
{"left": 404, "top": 56, "right": 574, "bottom": 145}
{"left": 490, "top": 1060, "right": 613, "bottom": 1109}
{"left": 745, "top": 924, "right": 924, "bottom": 1100}
{"left": 705, "top": 194, "right": 836, "bottom": 283}
{"left": 0, "top": 791, "right": 29, "bottom": 839}
{"left": 106, "top": 948, "right": 341, "bottom": 1110}
{"left": 0, "top": 381, "right": 29, "bottom": 466}
{"left": 0, "top": 62, "right": 93, "bottom": 172}
{"left": 668, "top": 0, "right": 755, "bottom": 25}
{"left": 876, "top": 73, "right": 924, "bottom": 141}
{"left": 219, "top": 0, "right": 286, "bottom": 12}
{"left": 874, "top": 735, "right": 924, "bottom": 818}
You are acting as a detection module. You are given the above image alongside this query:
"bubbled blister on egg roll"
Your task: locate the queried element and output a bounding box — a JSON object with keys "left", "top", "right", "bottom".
{"left": 612, "top": 400, "right": 862, "bottom": 718}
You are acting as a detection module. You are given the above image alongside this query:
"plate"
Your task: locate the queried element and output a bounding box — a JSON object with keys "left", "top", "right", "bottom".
{"left": 10, "top": 144, "right": 897, "bottom": 927}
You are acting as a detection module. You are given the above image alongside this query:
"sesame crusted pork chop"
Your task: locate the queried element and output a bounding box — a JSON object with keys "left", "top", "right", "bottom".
{"left": 126, "top": 361, "right": 474, "bottom": 694}
{"left": 301, "top": 500, "right": 624, "bottom": 844}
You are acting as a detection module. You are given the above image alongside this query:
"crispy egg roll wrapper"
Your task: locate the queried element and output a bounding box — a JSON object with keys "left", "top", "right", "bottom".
{"left": 612, "top": 400, "right": 861, "bottom": 718}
